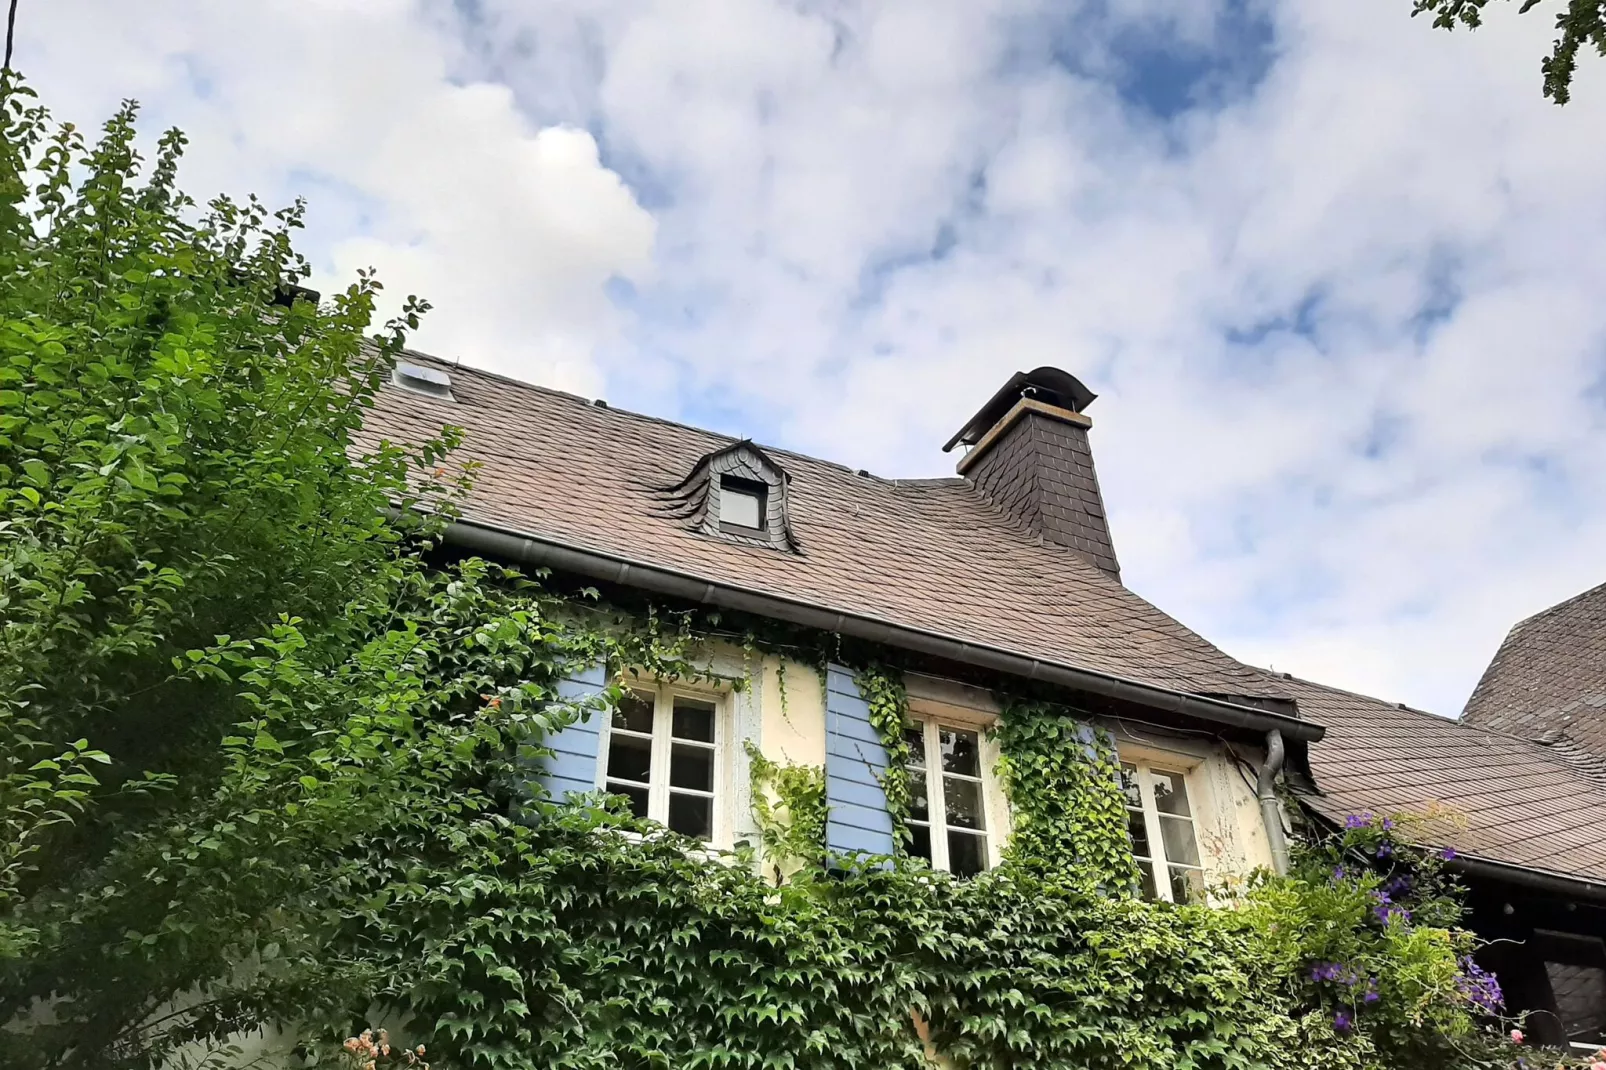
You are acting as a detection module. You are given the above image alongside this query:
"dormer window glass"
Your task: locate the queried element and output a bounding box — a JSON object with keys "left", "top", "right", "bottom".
{"left": 718, "top": 477, "right": 766, "bottom": 532}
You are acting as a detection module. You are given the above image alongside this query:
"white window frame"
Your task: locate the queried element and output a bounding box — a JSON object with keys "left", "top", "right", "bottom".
{"left": 596, "top": 680, "right": 728, "bottom": 846}
{"left": 904, "top": 716, "right": 1001, "bottom": 874}
{"left": 1120, "top": 755, "right": 1206, "bottom": 903}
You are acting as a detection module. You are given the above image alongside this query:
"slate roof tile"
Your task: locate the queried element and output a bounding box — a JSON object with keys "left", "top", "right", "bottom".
{"left": 361, "top": 354, "right": 1606, "bottom": 884}
{"left": 1463, "top": 581, "right": 1606, "bottom": 751}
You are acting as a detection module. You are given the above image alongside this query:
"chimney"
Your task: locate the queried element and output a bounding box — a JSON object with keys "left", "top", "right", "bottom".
{"left": 943, "top": 367, "right": 1121, "bottom": 581}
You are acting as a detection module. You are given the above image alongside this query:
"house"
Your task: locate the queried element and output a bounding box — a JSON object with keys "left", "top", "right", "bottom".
{"left": 367, "top": 357, "right": 1606, "bottom": 1042}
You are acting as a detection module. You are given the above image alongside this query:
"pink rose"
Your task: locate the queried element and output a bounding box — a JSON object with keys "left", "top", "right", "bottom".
{"left": 1510, "top": 1028, "right": 1524, "bottom": 1044}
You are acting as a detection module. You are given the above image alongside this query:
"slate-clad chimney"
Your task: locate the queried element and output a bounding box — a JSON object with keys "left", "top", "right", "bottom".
{"left": 944, "top": 367, "right": 1121, "bottom": 581}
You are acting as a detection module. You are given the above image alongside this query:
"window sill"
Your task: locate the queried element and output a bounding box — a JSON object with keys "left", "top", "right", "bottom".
{"left": 589, "top": 824, "right": 735, "bottom": 867}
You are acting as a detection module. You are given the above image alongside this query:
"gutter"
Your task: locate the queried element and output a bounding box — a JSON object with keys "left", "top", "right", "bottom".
{"left": 443, "top": 516, "right": 1325, "bottom": 744}
{"left": 1447, "top": 851, "right": 1606, "bottom": 905}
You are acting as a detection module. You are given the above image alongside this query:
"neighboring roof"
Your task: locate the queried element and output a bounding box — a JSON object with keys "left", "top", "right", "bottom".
{"left": 1463, "top": 580, "right": 1606, "bottom": 750}
{"left": 1287, "top": 672, "right": 1606, "bottom": 885}
{"left": 362, "top": 355, "right": 1285, "bottom": 706}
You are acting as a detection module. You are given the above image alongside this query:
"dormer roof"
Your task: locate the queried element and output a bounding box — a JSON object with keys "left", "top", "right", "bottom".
{"left": 656, "top": 440, "right": 799, "bottom": 552}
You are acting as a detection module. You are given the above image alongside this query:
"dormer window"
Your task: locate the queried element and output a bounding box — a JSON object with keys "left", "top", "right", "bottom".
{"left": 656, "top": 440, "right": 799, "bottom": 552}
{"left": 718, "top": 477, "right": 766, "bottom": 533}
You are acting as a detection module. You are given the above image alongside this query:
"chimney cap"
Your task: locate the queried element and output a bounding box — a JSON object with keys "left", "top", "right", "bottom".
{"left": 942, "top": 367, "right": 1098, "bottom": 453}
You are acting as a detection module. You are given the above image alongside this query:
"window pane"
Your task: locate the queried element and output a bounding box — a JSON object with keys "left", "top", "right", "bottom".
{"left": 606, "top": 734, "right": 652, "bottom": 783}
{"left": 939, "top": 727, "right": 980, "bottom": 777}
{"left": 1136, "top": 859, "right": 1159, "bottom": 900}
{"left": 948, "top": 831, "right": 987, "bottom": 877}
{"left": 1159, "top": 814, "right": 1201, "bottom": 868}
{"left": 671, "top": 697, "right": 716, "bottom": 743}
{"left": 909, "top": 822, "right": 933, "bottom": 863}
{"left": 1150, "top": 770, "right": 1192, "bottom": 817}
{"left": 942, "top": 775, "right": 984, "bottom": 831}
{"left": 719, "top": 482, "right": 763, "bottom": 528}
{"left": 667, "top": 793, "right": 713, "bottom": 840}
{"left": 908, "top": 769, "right": 930, "bottom": 821}
{"left": 1169, "top": 866, "right": 1204, "bottom": 905}
{"left": 670, "top": 742, "right": 714, "bottom": 792}
{"left": 1119, "top": 763, "right": 1143, "bottom": 808}
{"left": 904, "top": 726, "right": 926, "bottom": 768}
{"left": 1126, "top": 809, "right": 1151, "bottom": 856}
{"left": 611, "top": 783, "right": 649, "bottom": 819}
{"left": 613, "top": 689, "right": 655, "bottom": 733}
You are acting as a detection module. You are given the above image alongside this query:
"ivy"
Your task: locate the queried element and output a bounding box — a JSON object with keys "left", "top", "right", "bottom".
{"left": 992, "top": 698, "right": 1139, "bottom": 889}
{"left": 744, "top": 741, "right": 827, "bottom": 880}
{"left": 853, "top": 664, "right": 915, "bottom": 856}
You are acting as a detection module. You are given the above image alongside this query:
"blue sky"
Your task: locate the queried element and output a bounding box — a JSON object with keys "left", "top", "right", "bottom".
{"left": 19, "top": 0, "right": 1606, "bottom": 715}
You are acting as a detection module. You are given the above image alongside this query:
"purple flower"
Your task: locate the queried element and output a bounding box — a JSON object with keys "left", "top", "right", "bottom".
{"left": 1344, "top": 813, "right": 1373, "bottom": 830}
{"left": 1334, "top": 1010, "right": 1353, "bottom": 1034}
{"left": 1373, "top": 901, "right": 1411, "bottom": 925}
{"left": 1375, "top": 843, "right": 1393, "bottom": 859}
{"left": 1454, "top": 956, "right": 1504, "bottom": 1013}
{"left": 1441, "top": 846, "right": 1457, "bottom": 861}
{"left": 1381, "top": 817, "right": 1395, "bottom": 831}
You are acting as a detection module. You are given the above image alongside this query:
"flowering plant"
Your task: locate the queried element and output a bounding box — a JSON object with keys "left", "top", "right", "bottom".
{"left": 335, "top": 1028, "right": 430, "bottom": 1070}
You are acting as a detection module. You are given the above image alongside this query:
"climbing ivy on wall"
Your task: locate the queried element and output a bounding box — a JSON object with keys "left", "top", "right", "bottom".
{"left": 991, "top": 697, "right": 1139, "bottom": 889}
{"left": 744, "top": 740, "right": 827, "bottom": 879}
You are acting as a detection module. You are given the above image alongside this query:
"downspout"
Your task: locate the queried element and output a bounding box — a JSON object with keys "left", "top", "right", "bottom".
{"left": 1257, "top": 729, "right": 1291, "bottom": 876}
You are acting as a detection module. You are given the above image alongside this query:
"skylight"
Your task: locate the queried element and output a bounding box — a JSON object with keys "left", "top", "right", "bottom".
{"left": 392, "top": 361, "right": 454, "bottom": 401}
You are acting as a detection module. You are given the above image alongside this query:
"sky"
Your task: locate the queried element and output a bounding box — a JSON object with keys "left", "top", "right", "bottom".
{"left": 16, "top": 0, "right": 1606, "bottom": 717}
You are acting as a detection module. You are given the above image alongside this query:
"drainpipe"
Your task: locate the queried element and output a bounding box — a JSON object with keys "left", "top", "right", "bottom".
{"left": 1257, "top": 729, "right": 1291, "bottom": 876}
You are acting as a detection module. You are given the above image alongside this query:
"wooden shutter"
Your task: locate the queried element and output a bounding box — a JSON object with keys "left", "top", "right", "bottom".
{"left": 537, "top": 662, "right": 609, "bottom": 802}
{"left": 824, "top": 663, "right": 896, "bottom": 858}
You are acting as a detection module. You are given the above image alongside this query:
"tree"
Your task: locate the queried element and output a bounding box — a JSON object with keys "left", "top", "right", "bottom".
{"left": 0, "top": 71, "right": 606, "bottom": 1067}
{"left": 1412, "top": 0, "right": 1606, "bottom": 104}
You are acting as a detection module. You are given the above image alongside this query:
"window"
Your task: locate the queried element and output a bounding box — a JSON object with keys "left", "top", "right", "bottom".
{"left": 602, "top": 685, "right": 722, "bottom": 841}
{"left": 1121, "top": 760, "right": 1204, "bottom": 902}
{"left": 903, "top": 719, "right": 992, "bottom": 876}
{"left": 718, "top": 476, "right": 766, "bottom": 532}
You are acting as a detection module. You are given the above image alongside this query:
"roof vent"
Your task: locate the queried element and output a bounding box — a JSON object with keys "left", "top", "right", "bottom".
{"left": 392, "top": 361, "right": 454, "bottom": 401}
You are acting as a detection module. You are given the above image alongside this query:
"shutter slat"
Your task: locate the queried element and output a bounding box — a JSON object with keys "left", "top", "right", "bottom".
{"left": 824, "top": 663, "right": 896, "bottom": 859}
{"left": 538, "top": 662, "right": 608, "bottom": 802}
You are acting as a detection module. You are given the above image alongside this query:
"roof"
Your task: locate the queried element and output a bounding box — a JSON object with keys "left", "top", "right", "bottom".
{"left": 361, "top": 354, "right": 1606, "bottom": 885}
{"left": 363, "top": 355, "right": 1284, "bottom": 704}
{"left": 1462, "top": 580, "right": 1606, "bottom": 752}
{"left": 1288, "top": 673, "right": 1606, "bottom": 885}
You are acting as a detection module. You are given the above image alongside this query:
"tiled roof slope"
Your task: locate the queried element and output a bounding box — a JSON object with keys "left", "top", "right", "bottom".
{"left": 362, "top": 356, "right": 1283, "bottom": 701}
{"left": 364, "top": 355, "right": 1606, "bottom": 883}
{"left": 1463, "top": 580, "right": 1606, "bottom": 753}
{"left": 1285, "top": 672, "right": 1606, "bottom": 882}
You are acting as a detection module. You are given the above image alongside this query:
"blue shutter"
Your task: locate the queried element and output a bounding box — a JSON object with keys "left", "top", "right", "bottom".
{"left": 538, "top": 662, "right": 609, "bottom": 802}
{"left": 824, "top": 663, "right": 896, "bottom": 858}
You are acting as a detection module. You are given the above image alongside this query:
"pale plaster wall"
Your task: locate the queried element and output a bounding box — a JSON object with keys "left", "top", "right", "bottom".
{"left": 757, "top": 655, "right": 827, "bottom": 769}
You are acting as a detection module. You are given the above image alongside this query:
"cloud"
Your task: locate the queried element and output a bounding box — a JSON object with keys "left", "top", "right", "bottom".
{"left": 16, "top": 0, "right": 1606, "bottom": 715}
{"left": 15, "top": 0, "right": 655, "bottom": 395}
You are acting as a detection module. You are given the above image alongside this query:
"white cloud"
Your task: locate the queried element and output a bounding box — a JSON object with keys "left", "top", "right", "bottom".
{"left": 16, "top": 0, "right": 655, "bottom": 395}
{"left": 17, "top": 0, "right": 1606, "bottom": 715}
